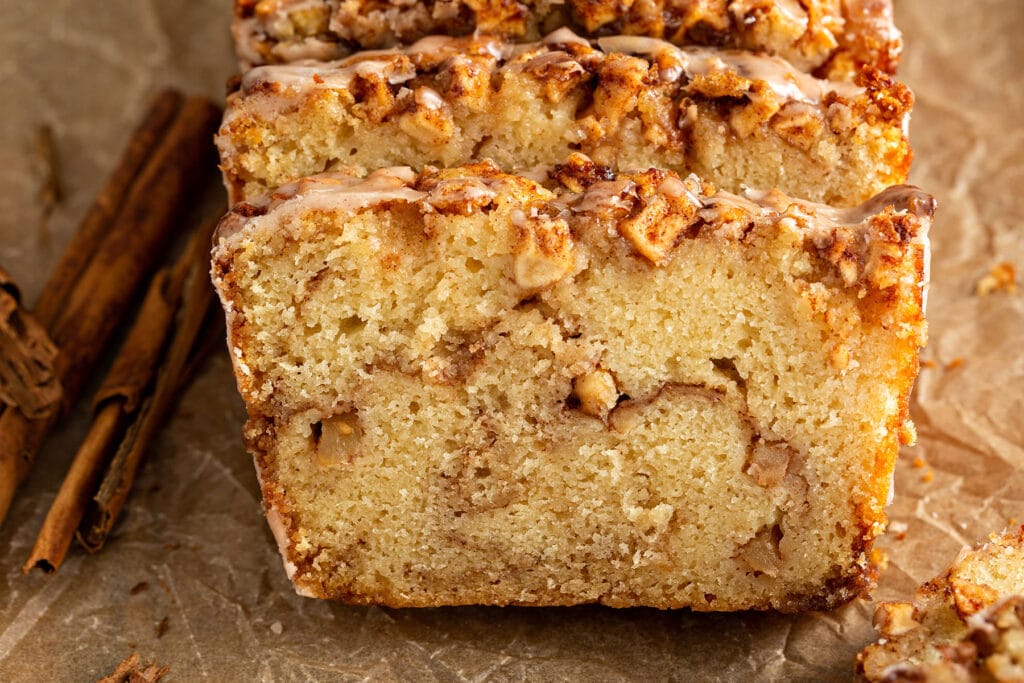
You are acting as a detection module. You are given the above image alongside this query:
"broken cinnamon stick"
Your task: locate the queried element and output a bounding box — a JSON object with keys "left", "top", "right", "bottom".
{"left": 33, "top": 90, "right": 183, "bottom": 330}
{"left": 79, "top": 212, "right": 222, "bottom": 552}
{"left": 0, "top": 266, "right": 61, "bottom": 420}
{"left": 0, "top": 95, "right": 220, "bottom": 528}
{"left": 96, "top": 652, "right": 170, "bottom": 683}
{"left": 24, "top": 258, "right": 192, "bottom": 573}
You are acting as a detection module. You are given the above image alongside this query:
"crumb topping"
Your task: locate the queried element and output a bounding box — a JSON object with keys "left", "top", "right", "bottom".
{"left": 233, "top": 0, "right": 901, "bottom": 79}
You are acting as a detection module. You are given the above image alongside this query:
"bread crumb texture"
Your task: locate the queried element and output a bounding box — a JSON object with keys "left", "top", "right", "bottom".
{"left": 212, "top": 161, "right": 931, "bottom": 610}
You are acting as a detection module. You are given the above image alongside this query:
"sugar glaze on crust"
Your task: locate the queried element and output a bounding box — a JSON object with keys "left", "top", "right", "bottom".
{"left": 216, "top": 158, "right": 932, "bottom": 283}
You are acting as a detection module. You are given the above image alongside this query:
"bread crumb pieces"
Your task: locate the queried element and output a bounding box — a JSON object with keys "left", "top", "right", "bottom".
{"left": 912, "top": 456, "right": 926, "bottom": 469}
{"left": 975, "top": 261, "right": 1017, "bottom": 295}
{"left": 898, "top": 420, "right": 916, "bottom": 446}
{"left": 945, "top": 357, "right": 964, "bottom": 370}
{"left": 921, "top": 469, "right": 934, "bottom": 483}
{"left": 871, "top": 547, "right": 889, "bottom": 571}
{"left": 33, "top": 123, "right": 62, "bottom": 234}
{"left": 270, "top": 621, "right": 284, "bottom": 635}
{"left": 857, "top": 528, "right": 1024, "bottom": 681}
{"left": 920, "top": 358, "right": 936, "bottom": 369}
{"left": 889, "top": 521, "right": 908, "bottom": 540}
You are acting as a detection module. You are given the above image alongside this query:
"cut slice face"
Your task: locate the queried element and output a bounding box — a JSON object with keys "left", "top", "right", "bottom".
{"left": 212, "top": 159, "right": 932, "bottom": 609}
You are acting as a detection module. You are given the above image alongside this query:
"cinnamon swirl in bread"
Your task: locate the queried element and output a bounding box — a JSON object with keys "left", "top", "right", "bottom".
{"left": 212, "top": 159, "right": 932, "bottom": 609}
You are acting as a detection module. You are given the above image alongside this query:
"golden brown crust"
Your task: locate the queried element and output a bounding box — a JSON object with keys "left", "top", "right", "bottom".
{"left": 233, "top": 0, "right": 901, "bottom": 78}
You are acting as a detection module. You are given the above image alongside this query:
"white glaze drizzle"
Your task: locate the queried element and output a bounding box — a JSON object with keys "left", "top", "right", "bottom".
{"left": 414, "top": 86, "right": 445, "bottom": 110}
{"left": 215, "top": 168, "right": 425, "bottom": 245}
{"left": 596, "top": 35, "right": 861, "bottom": 103}
{"left": 571, "top": 178, "right": 636, "bottom": 214}
{"left": 220, "top": 167, "right": 933, "bottom": 256}
{"left": 237, "top": 28, "right": 863, "bottom": 107}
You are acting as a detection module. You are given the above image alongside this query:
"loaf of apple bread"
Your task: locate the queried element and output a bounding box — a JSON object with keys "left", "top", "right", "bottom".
{"left": 233, "top": 0, "right": 901, "bottom": 80}
{"left": 211, "top": 158, "right": 932, "bottom": 609}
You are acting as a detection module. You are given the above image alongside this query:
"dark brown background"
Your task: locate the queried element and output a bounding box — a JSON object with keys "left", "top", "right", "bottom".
{"left": 1, "top": 1, "right": 1022, "bottom": 680}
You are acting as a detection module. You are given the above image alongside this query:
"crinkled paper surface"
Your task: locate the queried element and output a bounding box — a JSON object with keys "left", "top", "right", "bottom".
{"left": 1, "top": 1, "right": 1022, "bottom": 680}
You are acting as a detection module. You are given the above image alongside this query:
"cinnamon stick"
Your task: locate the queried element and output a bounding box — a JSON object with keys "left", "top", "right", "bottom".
{"left": 0, "top": 95, "right": 220, "bottom": 528}
{"left": 24, "top": 259, "right": 191, "bottom": 573}
{"left": 33, "top": 90, "right": 182, "bottom": 329}
{"left": 49, "top": 96, "right": 220, "bottom": 407}
{"left": 96, "top": 652, "right": 170, "bottom": 683}
{"left": 79, "top": 213, "right": 222, "bottom": 552}
{"left": 0, "top": 269, "right": 60, "bottom": 482}
{"left": 0, "top": 266, "right": 61, "bottom": 419}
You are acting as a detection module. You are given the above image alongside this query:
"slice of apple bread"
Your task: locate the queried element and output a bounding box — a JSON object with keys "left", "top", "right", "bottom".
{"left": 212, "top": 158, "right": 932, "bottom": 609}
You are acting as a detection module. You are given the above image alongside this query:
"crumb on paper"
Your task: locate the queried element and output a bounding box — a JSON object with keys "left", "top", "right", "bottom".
{"left": 889, "top": 521, "right": 908, "bottom": 540}
{"left": 975, "top": 261, "right": 1017, "bottom": 295}
{"left": 920, "top": 358, "right": 937, "bottom": 369}
{"left": 270, "top": 621, "right": 283, "bottom": 635}
{"left": 95, "top": 652, "right": 170, "bottom": 683}
{"left": 912, "top": 456, "right": 927, "bottom": 469}
{"left": 32, "top": 123, "right": 62, "bottom": 227}
{"left": 871, "top": 547, "right": 890, "bottom": 571}
{"left": 155, "top": 616, "right": 169, "bottom": 639}
{"left": 945, "top": 357, "right": 964, "bottom": 370}
{"left": 856, "top": 529, "right": 1024, "bottom": 681}
{"left": 921, "top": 469, "right": 934, "bottom": 483}
{"left": 898, "top": 420, "right": 917, "bottom": 446}
{"left": 129, "top": 581, "right": 149, "bottom": 596}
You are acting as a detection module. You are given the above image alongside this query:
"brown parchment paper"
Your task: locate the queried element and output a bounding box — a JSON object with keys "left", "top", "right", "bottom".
{"left": 1, "top": 1, "right": 1022, "bottom": 680}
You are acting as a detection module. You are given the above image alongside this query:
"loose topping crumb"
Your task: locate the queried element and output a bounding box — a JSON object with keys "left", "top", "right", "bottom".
{"left": 511, "top": 211, "right": 575, "bottom": 290}
{"left": 976, "top": 261, "right": 1018, "bottom": 296}
{"left": 616, "top": 173, "right": 701, "bottom": 263}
